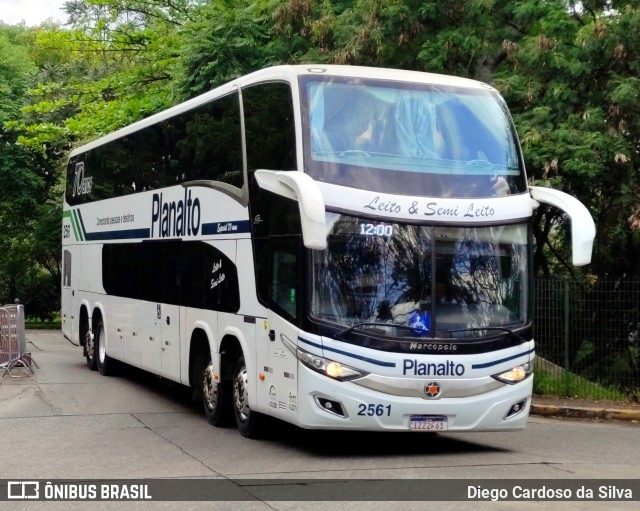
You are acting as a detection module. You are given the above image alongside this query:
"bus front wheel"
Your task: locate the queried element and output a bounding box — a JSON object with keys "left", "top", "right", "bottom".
{"left": 232, "top": 355, "right": 263, "bottom": 438}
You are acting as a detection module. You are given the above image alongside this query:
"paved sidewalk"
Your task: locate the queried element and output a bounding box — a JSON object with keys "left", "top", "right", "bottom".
{"left": 531, "top": 394, "right": 640, "bottom": 422}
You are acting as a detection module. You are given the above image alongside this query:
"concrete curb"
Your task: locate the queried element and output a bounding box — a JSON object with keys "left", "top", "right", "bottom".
{"left": 531, "top": 403, "right": 640, "bottom": 422}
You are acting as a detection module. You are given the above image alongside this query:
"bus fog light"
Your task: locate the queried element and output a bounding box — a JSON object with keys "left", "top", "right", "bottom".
{"left": 314, "top": 396, "right": 347, "bottom": 417}
{"left": 492, "top": 363, "right": 532, "bottom": 384}
{"left": 505, "top": 398, "right": 527, "bottom": 419}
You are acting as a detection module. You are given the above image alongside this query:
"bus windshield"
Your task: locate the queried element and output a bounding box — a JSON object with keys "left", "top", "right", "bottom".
{"left": 310, "top": 213, "right": 529, "bottom": 340}
{"left": 300, "top": 75, "right": 527, "bottom": 198}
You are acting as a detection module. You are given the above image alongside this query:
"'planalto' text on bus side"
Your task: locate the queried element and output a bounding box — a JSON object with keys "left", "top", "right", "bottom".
{"left": 151, "top": 189, "right": 201, "bottom": 238}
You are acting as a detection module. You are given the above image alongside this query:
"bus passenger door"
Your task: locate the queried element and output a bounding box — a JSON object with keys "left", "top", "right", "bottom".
{"left": 257, "top": 236, "right": 301, "bottom": 418}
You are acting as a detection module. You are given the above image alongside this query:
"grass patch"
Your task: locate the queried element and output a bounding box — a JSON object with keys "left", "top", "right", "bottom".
{"left": 25, "top": 312, "right": 61, "bottom": 330}
{"left": 26, "top": 321, "right": 61, "bottom": 329}
{"left": 26, "top": 316, "right": 61, "bottom": 329}
{"left": 534, "top": 366, "right": 629, "bottom": 402}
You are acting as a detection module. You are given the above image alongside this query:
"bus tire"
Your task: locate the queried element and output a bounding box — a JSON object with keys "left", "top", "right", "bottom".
{"left": 96, "top": 319, "right": 114, "bottom": 376}
{"left": 84, "top": 323, "right": 98, "bottom": 371}
{"left": 232, "top": 355, "right": 264, "bottom": 438}
{"left": 202, "top": 351, "right": 231, "bottom": 427}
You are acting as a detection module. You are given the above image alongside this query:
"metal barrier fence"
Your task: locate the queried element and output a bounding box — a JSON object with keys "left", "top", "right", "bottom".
{"left": 534, "top": 277, "right": 640, "bottom": 402}
{"left": 0, "top": 304, "right": 36, "bottom": 379}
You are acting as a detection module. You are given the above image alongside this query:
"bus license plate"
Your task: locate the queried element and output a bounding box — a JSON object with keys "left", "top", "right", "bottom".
{"left": 409, "top": 415, "right": 448, "bottom": 431}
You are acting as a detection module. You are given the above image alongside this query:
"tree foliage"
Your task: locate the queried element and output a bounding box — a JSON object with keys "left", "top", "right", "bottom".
{"left": 0, "top": 27, "right": 47, "bottom": 306}
{"left": 2, "top": 0, "right": 640, "bottom": 315}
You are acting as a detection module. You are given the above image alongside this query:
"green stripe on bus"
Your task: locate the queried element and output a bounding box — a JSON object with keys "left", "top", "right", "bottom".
{"left": 63, "top": 209, "right": 82, "bottom": 241}
{"left": 71, "top": 210, "right": 84, "bottom": 241}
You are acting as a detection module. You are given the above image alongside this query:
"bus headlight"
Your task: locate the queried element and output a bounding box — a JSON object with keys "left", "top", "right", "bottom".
{"left": 280, "top": 334, "right": 368, "bottom": 381}
{"left": 492, "top": 363, "right": 532, "bottom": 384}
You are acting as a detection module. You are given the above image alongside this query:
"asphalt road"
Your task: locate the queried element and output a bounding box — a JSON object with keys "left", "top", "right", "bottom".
{"left": 1, "top": 330, "right": 638, "bottom": 510}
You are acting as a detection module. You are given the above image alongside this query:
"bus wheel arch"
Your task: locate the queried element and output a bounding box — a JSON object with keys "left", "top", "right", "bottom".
{"left": 191, "top": 330, "right": 232, "bottom": 427}
{"left": 218, "top": 334, "right": 267, "bottom": 437}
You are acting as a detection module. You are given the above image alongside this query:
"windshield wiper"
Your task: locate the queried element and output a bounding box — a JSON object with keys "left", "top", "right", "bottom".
{"left": 336, "top": 324, "right": 527, "bottom": 342}
{"left": 442, "top": 326, "right": 527, "bottom": 343}
{"left": 336, "top": 322, "right": 425, "bottom": 339}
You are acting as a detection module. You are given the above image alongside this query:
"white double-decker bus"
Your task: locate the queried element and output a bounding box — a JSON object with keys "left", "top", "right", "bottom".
{"left": 62, "top": 65, "right": 595, "bottom": 437}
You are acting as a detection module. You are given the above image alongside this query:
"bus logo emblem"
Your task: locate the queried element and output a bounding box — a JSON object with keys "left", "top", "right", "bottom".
{"left": 424, "top": 381, "right": 441, "bottom": 399}
{"left": 72, "top": 162, "right": 92, "bottom": 197}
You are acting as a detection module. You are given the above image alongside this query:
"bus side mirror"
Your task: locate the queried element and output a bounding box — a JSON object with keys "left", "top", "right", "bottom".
{"left": 254, "top": 170, "right": 327, "bottom": 250}
{"left": 529, "top": 186, "right": 596, "bottom": 266}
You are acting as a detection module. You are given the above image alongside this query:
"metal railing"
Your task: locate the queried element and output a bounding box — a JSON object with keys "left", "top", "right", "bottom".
{"left": 0, "top": 304, "right": 37, "bottom": 378}
{"left": 534, "top": 277, "right": 640, "bottom": 401}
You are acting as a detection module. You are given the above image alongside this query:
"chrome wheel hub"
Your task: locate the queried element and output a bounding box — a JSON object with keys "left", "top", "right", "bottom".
{"left": 85, "top": 330, "right": 94, "bottom": 360}
{"left": 233, "top": 365, "right": 250, "bottom": 422}
{"left": 202, "top": 364, "right": 218, "bottom": 411}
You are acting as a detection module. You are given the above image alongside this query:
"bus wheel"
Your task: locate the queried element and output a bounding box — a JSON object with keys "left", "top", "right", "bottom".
{"left": 202, "top": 354, "right": 231, "bottom": 427}
{"left": 96, "top": 319, "right": 114, "bottom": 376}
{"left": 232, "top": 355, "right": 263, "bottom": 438}
{"left": 85, "top": 327, "right": 98, "bottom": 371}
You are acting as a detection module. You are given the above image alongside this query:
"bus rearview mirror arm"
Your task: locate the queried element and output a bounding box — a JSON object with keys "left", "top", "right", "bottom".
{"left": 529, "top": 186, "right": 596, "bottom": 266}
{"left": 255, "top": 170, "right": 327, "bottom": 250}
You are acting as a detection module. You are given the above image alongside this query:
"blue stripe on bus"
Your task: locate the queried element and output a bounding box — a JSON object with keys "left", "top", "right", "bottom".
{"left": 471, "top": 348, "right": 535, "bottom": 369}
{"left": 298, "top": 337, "right": 397, "bottom": 368}
{"left": 298, "top": 337, "right": 533, "bottom": 371}
{"left": 77, "top": 210, "right": 152, "bottom": 240}
{"left": 84, "top": 228, "right": 152, "bottom": 241}
{"left": 76, "top": 210, "right": 249, "bottom": 240}
{"left": 201, "top": 220, "right": 251, "bottom": 235}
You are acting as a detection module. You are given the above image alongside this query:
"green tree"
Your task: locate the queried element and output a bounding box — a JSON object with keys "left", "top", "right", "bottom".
{"left": 491, "top": 1, "right": 640, "bottom": 277}
{"left": 173, "top": 0, "right": 283, "bottom": 98}
{"left": 0, "top": 27, "right": 47, "bottom": 304}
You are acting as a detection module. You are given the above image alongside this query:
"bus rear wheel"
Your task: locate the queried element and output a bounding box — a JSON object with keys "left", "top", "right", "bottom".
{"left": 232, "top": 355, "right": 264, "bottom": 438}
{"left": 202, "top": 353, "right": 231, "bottom": 427}
{"left": 84, "top": 326, "right": 97, "bottom": 371}
{"left": 96, "top": 319, "right": 114, "bottom": 376}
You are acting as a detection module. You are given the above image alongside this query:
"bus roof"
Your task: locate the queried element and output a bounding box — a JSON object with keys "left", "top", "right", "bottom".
{"left": 69, "top": 65, "right": 494, "bottom": 158}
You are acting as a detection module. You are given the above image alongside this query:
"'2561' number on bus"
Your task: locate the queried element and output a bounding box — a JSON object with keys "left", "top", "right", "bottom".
{"left": 358, "top": 404, "right": 391, "bottom": 416}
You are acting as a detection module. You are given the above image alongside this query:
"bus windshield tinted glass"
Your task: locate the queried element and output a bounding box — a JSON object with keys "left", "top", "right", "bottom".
{"left": 300, "top": 76, "right": 526, "bottom": 197}
{"left": 311, "top": 214, "right": 529, "bottom": 339}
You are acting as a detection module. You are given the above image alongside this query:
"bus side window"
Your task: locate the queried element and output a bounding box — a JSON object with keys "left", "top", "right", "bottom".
{"left": 243, "top": 82, "right": 297, "bottom": 172}
{"left": 179, "top": 92, "right": 244, "bottom": 188}
{"left": 180, "top": 241, "right": 240, "bottom": 313}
